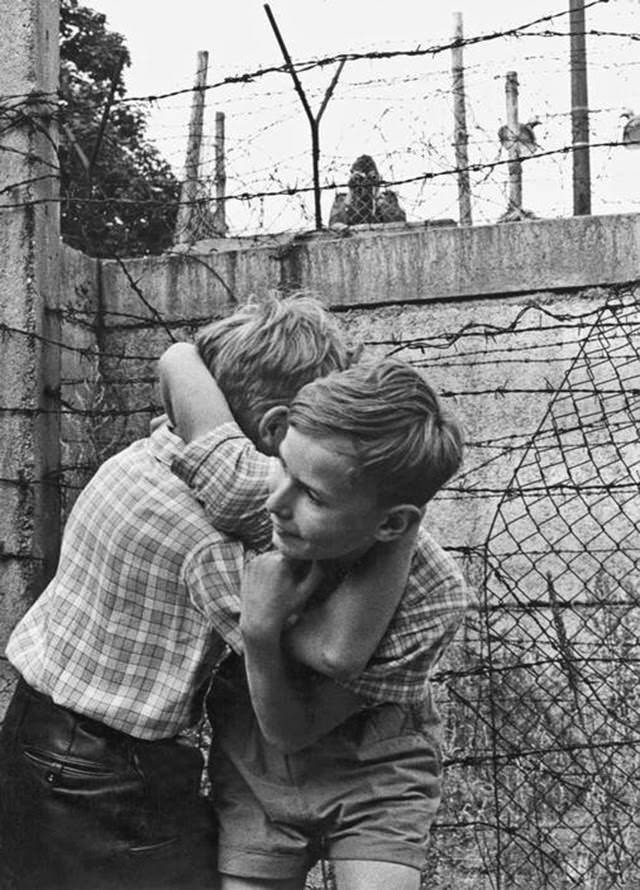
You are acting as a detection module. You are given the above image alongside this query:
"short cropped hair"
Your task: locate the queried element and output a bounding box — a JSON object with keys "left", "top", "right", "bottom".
{"left": 288, "top": 359, "right": 464, "bottom": 507}
{"left": 196, "top": 294, "right": 351, "bottom": 441}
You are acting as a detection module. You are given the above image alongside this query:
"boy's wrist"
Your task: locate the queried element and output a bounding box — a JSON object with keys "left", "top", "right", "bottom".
{"left": 241, "top": 603, "right": 287, "bottom": 640}
{"left": 241, "top": 620, "right": 283, "bottom": 652}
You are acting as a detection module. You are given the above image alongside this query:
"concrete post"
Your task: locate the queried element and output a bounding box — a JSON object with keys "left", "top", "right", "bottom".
{"left": 0, "top": 0, "right": 61, "bottom": 702}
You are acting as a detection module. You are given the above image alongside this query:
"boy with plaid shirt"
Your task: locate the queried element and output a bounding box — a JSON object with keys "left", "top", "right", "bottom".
{"left": 0, "top": 297, "right": 416, "bottom": 890}
{"left": 164, "top": 349, "right": 470, "bottom": 890}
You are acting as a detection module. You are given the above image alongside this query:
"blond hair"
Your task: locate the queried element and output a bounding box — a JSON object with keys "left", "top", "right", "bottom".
{"left": 288, "top": 359, "right": 463, "bottom": 506}
{"left": 196, "top": 294, "right": 351, "bottom": 441}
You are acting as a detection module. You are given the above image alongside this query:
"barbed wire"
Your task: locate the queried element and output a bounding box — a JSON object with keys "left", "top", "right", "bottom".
{"left": 4, "top": 24, "right": 640, "bottom": 240}
{"left": 1, "top": 135, "right": 637, "bottom": 215}
{"left": 110, "top": 2, "right": 613, "bottom": 107}
{"left": 3, "top": 8, "right": 640, "bottom": 889}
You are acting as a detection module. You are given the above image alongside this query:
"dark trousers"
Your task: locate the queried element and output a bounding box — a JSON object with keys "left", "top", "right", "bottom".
{"left": 0, "top": 678, "right": 219, "bottom": 890}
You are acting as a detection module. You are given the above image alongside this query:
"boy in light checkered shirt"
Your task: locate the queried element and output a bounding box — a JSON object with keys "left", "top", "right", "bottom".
{"left": 162, "top": 337, "right": 470, "bottom": 890}
{"left": 1, "top": 296, "right": 421, "bottom": 890}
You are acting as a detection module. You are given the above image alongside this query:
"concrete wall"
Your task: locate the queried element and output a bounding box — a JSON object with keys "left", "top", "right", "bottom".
{"left": 94, "top": 215, "right": 640, "bottom": 555}
{"left": 96, "top": 281, "right": 633, "bottom": 548}
{"left": 58, "top": 246, "right": 101, "bottom": 513}
{"left": 275, "top": 213, "right": 640, "bottom": 304}
{"left": 148, "top": 212, "right": 640, "bottom": 305}
{"left": 0, "top": 0, "right": 61, "bottom": 706}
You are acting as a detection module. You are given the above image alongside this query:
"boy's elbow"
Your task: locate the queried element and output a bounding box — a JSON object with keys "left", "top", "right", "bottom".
{"left": 318, "top": 646, "right": 368, "bottom": 684}
{"left": 286, "top": 629, "right": 368, "bottom": 683}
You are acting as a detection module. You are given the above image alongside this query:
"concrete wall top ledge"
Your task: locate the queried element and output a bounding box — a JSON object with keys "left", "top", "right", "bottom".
{"left": 290, "top": 212, "right": 640, "bottom": 306}
{"left": 98, "top": 212, "right": 640, "bottom": 311}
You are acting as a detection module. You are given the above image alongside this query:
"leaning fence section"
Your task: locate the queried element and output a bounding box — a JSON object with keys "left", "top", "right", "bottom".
{"left": 320, "top": 285, "right": 639, "bottom": 889}
{"left": 427, "top": 287, "right": 640, "bottom": 890}
{"left": 476, "top": 289, "right": 640, "bottom": 890}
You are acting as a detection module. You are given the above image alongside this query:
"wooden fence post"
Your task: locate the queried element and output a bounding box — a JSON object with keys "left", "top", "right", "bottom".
{"left": 213, "top": 111, "right": 227, "bottom": 236}
{"left": 175, "top": 51, "right": 210, "bottom": 244}
{"left": 451, "top": 12, "right": 472, "bottom": 226}
{"left": 569, "top": 0, "right": 591, "bottom": 215}
{"left": 505, "top": 71, "right": 522, "bottom": 213}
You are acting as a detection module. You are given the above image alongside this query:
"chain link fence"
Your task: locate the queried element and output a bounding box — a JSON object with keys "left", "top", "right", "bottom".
{"left": 428, "top": 287, "right": 640, "bottom": 889}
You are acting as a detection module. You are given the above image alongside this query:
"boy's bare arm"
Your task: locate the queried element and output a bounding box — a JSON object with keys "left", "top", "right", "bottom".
{"left": 287, "top": 524, "right": 419, "bottom": 682}
{"left": 240, "top": 552, "right": 365, "bottom": 752}
{"left": 157, "top": 342, "right": 233, "bottom": 440}
{"left": 160, "top": 342, "right": 273, "bottom": 548}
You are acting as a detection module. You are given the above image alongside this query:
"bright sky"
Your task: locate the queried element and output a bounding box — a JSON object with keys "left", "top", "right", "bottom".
{"left": 94, "top": 0, "right": 562, "bottom": 88}
{"left": 92, "top": 0, "right": 640, "bottom": 233}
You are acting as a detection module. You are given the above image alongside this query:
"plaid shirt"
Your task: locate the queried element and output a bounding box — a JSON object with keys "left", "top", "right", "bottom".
{"left": 6, "top": 423, "right": 249, "bottom": 739}
{"left": 173, "top": 423, "right": 470, "bottom": 707}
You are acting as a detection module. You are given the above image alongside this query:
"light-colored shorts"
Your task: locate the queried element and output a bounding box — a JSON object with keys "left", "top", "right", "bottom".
{"left": 207, "top": 659, "right": 442, "bottom": 880}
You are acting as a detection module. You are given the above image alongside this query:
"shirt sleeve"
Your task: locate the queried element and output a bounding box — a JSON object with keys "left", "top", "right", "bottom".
{"left": 172, "top": 421, "right": 277, "bottom": 551}
{"left": 339, "top": 531, "right": 471, "bottom": 705}
{"left": 182, "top": 536, "right": 247, "bottom": 654}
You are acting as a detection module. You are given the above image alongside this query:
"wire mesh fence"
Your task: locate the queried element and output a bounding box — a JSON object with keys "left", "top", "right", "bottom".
{"left": 425, "top": 286, "right": 640, "bottom": 890}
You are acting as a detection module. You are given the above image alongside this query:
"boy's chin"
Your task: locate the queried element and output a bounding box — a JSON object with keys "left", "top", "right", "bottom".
{"left": 272, "top": 530, "right": 365, "bottom": 565}
{"left": 272, "top": 529, "right": 306, "bottom": 559}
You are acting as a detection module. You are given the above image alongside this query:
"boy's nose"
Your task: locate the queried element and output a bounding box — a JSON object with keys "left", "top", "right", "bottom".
{"left": 266, "top": 478, "right": 293, "bottom": 517}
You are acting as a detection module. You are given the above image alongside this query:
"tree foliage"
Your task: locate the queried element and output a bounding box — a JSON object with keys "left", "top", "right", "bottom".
{"left": 59, "top": 0, "right": 179, "bottom": 257}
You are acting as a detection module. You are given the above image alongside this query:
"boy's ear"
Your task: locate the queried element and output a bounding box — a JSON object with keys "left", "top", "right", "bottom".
{"left": 258, "top": 405, "right": 289, "bottom": 455}
{"left": 374, "top": 504, "right": 422, "bottom": 543}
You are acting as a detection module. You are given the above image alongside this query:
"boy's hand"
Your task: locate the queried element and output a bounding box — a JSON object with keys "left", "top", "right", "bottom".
{"left": 240, "top": 553, "right": 323, "bottom": 641}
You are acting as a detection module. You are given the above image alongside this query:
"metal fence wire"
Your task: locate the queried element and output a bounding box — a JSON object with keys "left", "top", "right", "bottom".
{"left": 434, "top": 288, "right": 640, "bottom": 890}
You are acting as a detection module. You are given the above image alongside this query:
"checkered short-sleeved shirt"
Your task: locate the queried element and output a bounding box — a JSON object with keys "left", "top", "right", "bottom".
{"left": 6, "top": 424, "right": 250, "bottom": 739}
{"left": 173, "top": 423, "right": 471, "bottom": 707}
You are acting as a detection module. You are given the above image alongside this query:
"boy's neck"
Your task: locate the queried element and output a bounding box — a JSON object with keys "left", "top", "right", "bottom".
{"left": 318, "top": 547, "right": 372, "bottom": 589}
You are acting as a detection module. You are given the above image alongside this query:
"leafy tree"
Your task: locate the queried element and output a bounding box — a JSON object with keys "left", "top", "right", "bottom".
{"left": 59, "top": 0, "right": 179, "bottom": 257}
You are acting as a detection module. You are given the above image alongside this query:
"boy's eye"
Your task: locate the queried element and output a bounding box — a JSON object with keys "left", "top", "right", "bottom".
{"left": 304, "top": 488, "right": 323, "bottom": 506}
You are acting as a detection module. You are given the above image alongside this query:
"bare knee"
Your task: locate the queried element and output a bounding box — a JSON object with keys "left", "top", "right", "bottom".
{"left": 333, "top": 859, "right": 421, "bottom": 890}
{"left": 220, "top": 874, "right": 305, "bottom": 890}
